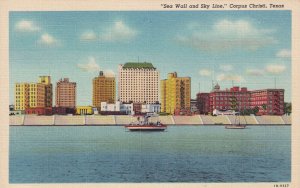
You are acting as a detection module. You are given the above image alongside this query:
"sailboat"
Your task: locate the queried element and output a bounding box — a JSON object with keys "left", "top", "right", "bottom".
{"left": 225, "top": 95, "right": 246, "bottom": 129}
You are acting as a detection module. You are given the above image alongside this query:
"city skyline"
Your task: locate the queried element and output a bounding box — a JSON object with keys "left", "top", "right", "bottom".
{"left": 10, "top": 11, "right": 291, "bottom": 105}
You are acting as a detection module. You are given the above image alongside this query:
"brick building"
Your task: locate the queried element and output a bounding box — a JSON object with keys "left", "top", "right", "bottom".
{"left": 196, "top": 84, "right": 284, "bottom": 115}
{"left": 56, "top": 78, "right": 76, "bottom": 108}
{"left": 93, "top": 71, "right": 115, "bottom": 107}
{"left": 250, "top": 89, "right": 284, "bottom": 115}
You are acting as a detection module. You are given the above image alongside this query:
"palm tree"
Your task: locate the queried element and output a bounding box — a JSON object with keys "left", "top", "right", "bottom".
{"left": 253, "top": 106, "right": 259, "bottom": 115}
{"left": 230, "top": 96, "right": 238, "bottom": 111}
{"left": 261, "top": 104, "right": 267, "bottom": 115}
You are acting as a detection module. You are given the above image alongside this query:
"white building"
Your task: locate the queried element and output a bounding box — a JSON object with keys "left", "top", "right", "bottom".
{"left": 101, "top": 101, "right": 134, "bottom": 115}
{"left": 213, "top": 109, "right": 238, "bottom": 116}
{"left": 120, "top": 103, "right": 134, "bottom": 115}
{"left": 141, "top": 103, "right": 160, "bottom": 113}
{"left": 118, "top": 62, "right": 159, "bottom": 104}
{"left": 101, "top": 101, "right": 121, "bottom": 111}
{"left": 92, "top": 107, "right": 99, "bottom": 115}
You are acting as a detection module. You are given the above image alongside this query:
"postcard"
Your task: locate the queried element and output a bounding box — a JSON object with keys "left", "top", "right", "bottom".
{"left": 0, "top": 0, "right": 299, "bottom": 188}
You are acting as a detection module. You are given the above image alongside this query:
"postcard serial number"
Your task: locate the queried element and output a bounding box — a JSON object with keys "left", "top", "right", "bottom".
{"left": 274, "top": 184, "right": 289, "bottom": 188}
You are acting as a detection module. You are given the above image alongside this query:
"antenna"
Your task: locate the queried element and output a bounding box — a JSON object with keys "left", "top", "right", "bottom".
{"left": 198, "top": 82, "right": 200, "bottom": 93}
{"left": 274, "top": 77, "right": 277, "bottom": 89}
{"left": 232, "top": 80, "right": 234, "bottom": 87}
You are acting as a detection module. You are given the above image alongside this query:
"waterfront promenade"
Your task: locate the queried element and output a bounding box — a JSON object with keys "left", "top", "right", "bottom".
{"left": 9, "top": 115, "right": 291, "bottom": 126}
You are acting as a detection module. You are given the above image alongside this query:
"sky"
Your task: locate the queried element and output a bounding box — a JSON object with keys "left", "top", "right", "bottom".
{"left": 9, "top": 11, "right": 291, "bottom": 105}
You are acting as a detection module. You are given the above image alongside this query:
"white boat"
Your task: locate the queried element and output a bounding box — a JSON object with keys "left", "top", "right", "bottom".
{"left": 125, "top": 113, "right": 167, "bottom": 131}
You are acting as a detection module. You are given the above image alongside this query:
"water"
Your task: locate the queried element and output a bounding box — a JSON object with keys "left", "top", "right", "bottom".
{"left": 9, "top": 126, "right": 291, "bottom": 183}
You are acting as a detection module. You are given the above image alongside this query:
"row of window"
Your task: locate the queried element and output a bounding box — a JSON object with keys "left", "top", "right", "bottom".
{"left": 121, "top": 69, "right": 157, "bottom": 72}
{"left": 213, "top": 96, "right": 250, "bottom": 100}
{"left": 120, "top": 72, "right": 158, "bottom": 78}
{"left": 211, "top": 101, "right": 250, "bottom": 105}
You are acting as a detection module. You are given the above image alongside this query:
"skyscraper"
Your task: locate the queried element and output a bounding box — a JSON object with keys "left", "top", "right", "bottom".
{"left": 161, "top": 72, "right": 191, "bottom": 114}
{"left": 118, "top": 62, "right": 159, "bottom": 104}
{"left": 29, "top": 83, "right": 46, "bottom": 108}
{"left": 38, "top": 76, "right": 53, "bottom": 108}
{"left": 56, "top": 78, "right": 76, "bottom": 108}
{"left": 93, "top": 71, "right": 115, "bottom": 107}
{"left": 15, "top": 83, "right": 29, "bottom": 110}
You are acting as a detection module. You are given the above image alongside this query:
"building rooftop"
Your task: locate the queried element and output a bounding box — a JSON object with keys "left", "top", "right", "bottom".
{"left": 123, "top": 62, "right": 155, "bottom": 69}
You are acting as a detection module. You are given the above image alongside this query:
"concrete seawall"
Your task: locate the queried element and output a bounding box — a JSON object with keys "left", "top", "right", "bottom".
{"left": 9, "top": 115, "right": 292, "bottom": 126}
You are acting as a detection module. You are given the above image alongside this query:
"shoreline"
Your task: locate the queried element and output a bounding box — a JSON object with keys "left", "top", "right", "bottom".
{"left": 9, "top": 124, "right": 291, "bottom": 126}
{"left": 9, "top": 114, "right": 291, "bottom": 126}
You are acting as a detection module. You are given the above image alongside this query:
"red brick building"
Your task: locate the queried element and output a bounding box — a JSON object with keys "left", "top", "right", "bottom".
{"left": 196, "top": 93, "right": 210, "bottom": 114}
{"left": 52, "top": 107, "right": 76, "bottom": 115}
{"left": 250, "top": 89, "right": 284, "bottom": 115}
{"left": 196, "top": 84, "right": 284, "bottom": 115}
{"left": 56, "top": 78, "right": 76, "bottom": 108}
{"left": 25, "top": 107, "right": 52, "bottom": 115}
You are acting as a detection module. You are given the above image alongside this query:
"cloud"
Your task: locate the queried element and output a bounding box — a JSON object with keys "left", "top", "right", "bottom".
{"left": 217, "top": 73, "right": 244, "bottom": 82}
{"left": 199, "top": 69, "right": 212, "bottom": 76}
{"left": 77, "top": 57, "right": 100, "bottom": 72}
{"left": 176, "top": 19, "right": 277, "bottom": 52}
{"left": 276, "top": 49, "right": 291, "bottom": 58}
{"left": 246, "top": 69, "right": 265, "bottom": 76}
{"left": 220, "top": 64, "right": 233, "bottom": 72}
{"left": 80, "top": 30, "right": 97, "bottom": 41}
{"left": 15, "top": 20, "right": 40, "bottom": 32}
{"left": 99, "top": 21, "right": 137, "bottom": 42}
{"left": 38, "top": 33, "right": 60, "bottom": 46}
{"left": 103, "top": 70, "right": 115, "bottom": 77}
{"left": 77, "top": 57, "right": 115, "bottom": 76}
{"left": 265, "top": 64, "right": 286, "bottom": 74}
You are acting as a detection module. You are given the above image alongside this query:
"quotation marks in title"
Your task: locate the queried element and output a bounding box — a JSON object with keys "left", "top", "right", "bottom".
{"left": 160, "top": 4, "right": 284, "bottom": 9}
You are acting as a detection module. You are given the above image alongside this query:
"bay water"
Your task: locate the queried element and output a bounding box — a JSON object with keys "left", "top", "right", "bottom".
{"left": 9, "top": 126, "right": 291, "bottom": 183}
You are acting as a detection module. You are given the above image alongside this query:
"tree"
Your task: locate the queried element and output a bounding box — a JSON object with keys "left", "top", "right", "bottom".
{"left": 230, "top": 96, "right": 238, "bottom": 111}
{"left": 284, "top": 102, "right": 292, "bottom": 115}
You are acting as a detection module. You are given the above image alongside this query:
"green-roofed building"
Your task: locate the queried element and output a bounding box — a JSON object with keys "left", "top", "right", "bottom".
{"left": 118, "top": 62, "right": 159, "bottom": 104}
{"left": 122, "top": 62, "right": 156, "bottom": 69}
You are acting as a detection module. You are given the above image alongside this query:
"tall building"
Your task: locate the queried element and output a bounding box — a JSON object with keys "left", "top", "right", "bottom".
{"left": 15, "top": 83, "right": 29, "bottom": 110}
{"left": 29, "top": 83, "right": 46, "bottom": 108}
{"left": 93, "top": 71, "right": 115, "bottom": 107}
{"left": 196, "top": 84, "right": 285, "bottom": 115}
{"left": 15, "top": 76, "right": 52, "bottom": 112}
{"left": 118, "top": 62, "right": 159, "bottom": 104}
{"left": 38, "top": 76, "right": 53, "bottom": 107}
{"left": 196, "top": 93, "right": 210, "bottom": 114}
{"left": 56, "top": 78, "right": 76, "bottom": 108}
{"left": 161, "top": 72, "right": 191, "bottom": 115}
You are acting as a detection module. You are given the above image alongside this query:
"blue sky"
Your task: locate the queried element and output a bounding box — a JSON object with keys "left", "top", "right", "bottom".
{"left": 10, "top": 11, "right": 291, "bottom": 105}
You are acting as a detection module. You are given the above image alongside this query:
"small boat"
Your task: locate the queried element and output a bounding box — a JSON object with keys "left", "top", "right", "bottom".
{"left": 125, "top": 113, "right": 167, "bottom": 131}
{"left": 225, "top": 124, "right": 246, "bottom": 129}
{"left": 225, "top": 110, "right": 246, "bottom": 129}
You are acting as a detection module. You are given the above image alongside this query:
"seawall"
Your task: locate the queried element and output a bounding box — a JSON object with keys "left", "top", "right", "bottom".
{"left": 9, "top": 115, "right": 292, "bottom": 126}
